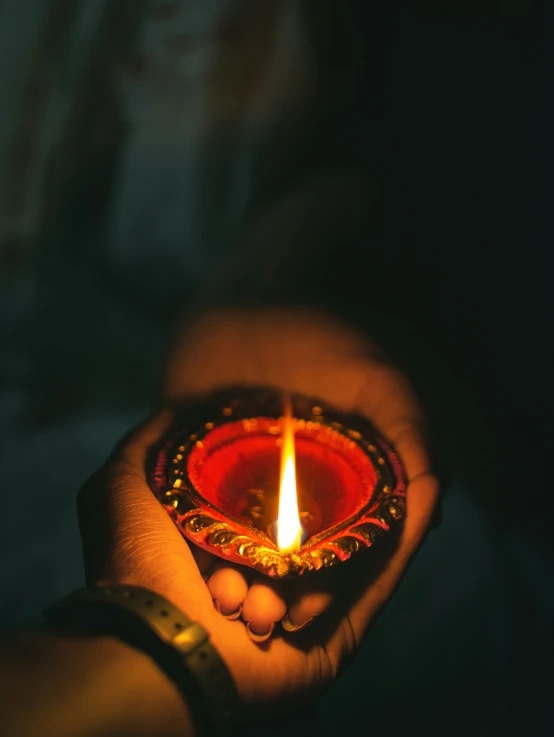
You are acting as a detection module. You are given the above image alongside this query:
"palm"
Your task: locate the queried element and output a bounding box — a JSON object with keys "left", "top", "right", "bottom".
{"left": 79, "top": 312, "right": 438, "bottom": 708}
{"left": 80, "top": 456, "right": 334, "bottom": 700}
{"left": 80, "top": 423, "right": 436, "bottom": 708}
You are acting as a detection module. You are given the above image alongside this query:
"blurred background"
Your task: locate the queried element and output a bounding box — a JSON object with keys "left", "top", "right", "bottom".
{"left": 0, "top": 1, "right": 553, "bottom": 734}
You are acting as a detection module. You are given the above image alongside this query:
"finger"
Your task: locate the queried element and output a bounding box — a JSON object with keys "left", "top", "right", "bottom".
{"left": 284, "top": 457, "right": 438, "bottom": 635}
{"left": 355, "top": 366, "right": 435, "bottom": 486}
{"left": 362, "top": 365, "right": 423, "bottom": 424}
{"left": 111, "top": 409, "right": 174, "bottom": 468}
{"left": 389, "top": 423, "right": 432, "bottom": 481}
{"left": 77, "top": 412, "right": 216, "bottom": 621}
{"left": 347, "top": 471, "right": 439, "bottom": 641}
{"left": 207, "top": 562, "right": 249, "bottom": 619}
{"left": 242, "top": 575, "right": 287, "bottom": 641}
{"left": 357, "top": 366, "right": 428, "bottom": 453}
{"left": 78, "top": 409, "right": 174, "bottom": 528}
{"left": 283, "top": 586, "right": 334, "bottom": 632}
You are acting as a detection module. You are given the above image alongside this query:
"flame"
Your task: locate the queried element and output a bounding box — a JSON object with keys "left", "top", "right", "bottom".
{"left": 276, "top": 398, "right": 303, "bottom": 553}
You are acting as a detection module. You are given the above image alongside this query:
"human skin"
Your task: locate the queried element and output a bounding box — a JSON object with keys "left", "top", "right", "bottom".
{"left": 78, "top": 308, "right": 439, "bottom": 709}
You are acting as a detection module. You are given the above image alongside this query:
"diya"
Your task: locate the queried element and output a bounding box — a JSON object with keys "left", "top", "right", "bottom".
{"left": 148, "top": 389, "right": 407, "bottom": 578}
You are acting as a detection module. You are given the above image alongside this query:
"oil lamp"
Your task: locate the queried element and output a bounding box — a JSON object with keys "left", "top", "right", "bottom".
{"left": 148, "top": 389, "right": 407, "bottom": 578}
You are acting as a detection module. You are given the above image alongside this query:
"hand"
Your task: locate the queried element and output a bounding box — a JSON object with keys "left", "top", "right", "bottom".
{"left": 78, "top": 310, "right": 439, "bottom": 710}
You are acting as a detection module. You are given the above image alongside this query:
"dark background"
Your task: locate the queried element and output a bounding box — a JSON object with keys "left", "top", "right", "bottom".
{"left": 1, "top": 1, "right": 553, "bottom": 734}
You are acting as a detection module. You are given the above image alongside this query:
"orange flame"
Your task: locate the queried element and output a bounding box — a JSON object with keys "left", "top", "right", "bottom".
{"left": 276, "top": 398, "right": 303, "bottom": 553}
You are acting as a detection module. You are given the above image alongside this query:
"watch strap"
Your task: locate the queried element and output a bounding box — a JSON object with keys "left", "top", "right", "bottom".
{"left": 44, "top": 585, "right": 241, "bottom": 734}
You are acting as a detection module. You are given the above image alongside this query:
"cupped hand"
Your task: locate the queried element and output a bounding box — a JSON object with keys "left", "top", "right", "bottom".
{"left": 78, "top": 310, "right": 439, "bottom": 709}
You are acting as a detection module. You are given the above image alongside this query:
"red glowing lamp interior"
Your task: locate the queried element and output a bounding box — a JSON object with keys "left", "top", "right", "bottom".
{"left": 187, "top": 417, "right": 378, "bottom": 542}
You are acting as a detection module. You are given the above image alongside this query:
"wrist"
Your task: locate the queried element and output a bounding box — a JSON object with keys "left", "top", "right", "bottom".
{"left": 43, "top": 586, "right": 241, "bottom": 735}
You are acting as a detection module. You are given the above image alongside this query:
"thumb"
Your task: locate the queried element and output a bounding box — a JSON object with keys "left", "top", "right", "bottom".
{"left": 77, "top": 412, "right": 214, "bottom": 619}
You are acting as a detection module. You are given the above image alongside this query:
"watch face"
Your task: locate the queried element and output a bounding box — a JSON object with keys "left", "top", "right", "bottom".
{"left": 148, "top": 388, "right": 407, "bottom": 578}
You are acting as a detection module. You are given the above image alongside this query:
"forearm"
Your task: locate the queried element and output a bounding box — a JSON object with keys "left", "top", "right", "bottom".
{"left": 0, "top": 629, "right": 195, "bottom": 737}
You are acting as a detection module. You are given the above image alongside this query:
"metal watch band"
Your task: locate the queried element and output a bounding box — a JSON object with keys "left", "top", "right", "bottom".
{"left": 44, "top": 585, "right": 241, "bottom": 733}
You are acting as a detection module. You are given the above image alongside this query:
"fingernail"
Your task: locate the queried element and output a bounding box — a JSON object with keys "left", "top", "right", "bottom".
{"left": 213, "top": 599, "right": 243, "bottom": 621}
{"left": 223, "top": 604, "right": 242, "bottom": 621}
{"left": 281, "top": 614, "right": 314, "bottom": 632}
{"left": 246, "top": 621, "right": 274, "bottom": 643}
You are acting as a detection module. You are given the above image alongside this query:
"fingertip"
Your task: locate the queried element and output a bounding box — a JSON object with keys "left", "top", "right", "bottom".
{"left": 114, "top": 410, "right": 174, "bottom": 467}
{"left": 286, "top": 588, "right": 333, "bottom": 629}
{"left": 242, "top": 577, "right": 287, "bottom": 636}
{"left": 213, "top": 599, "right": 242, "bottom": 620}
{"left": 246, "top": 621, "right": 274, "bottom": 643}
{"left": 207, "top": 564, "right": 249, "bottom": 617}
{"left": 392, "top": 424, "right": 432, "bottom": 482}
{"left": 281, "top": 614, "right": 314, "bottom": 632}
{"left": 404, "top": 471, "right": 440, "bottom": 541}
{"left": 347, "top": 472, "right": 441, "bottom": 644}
